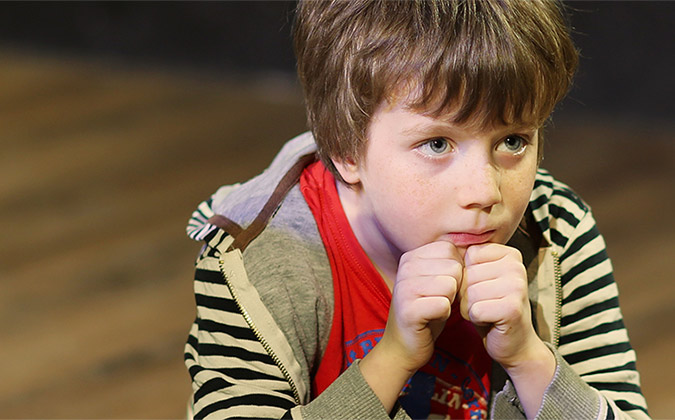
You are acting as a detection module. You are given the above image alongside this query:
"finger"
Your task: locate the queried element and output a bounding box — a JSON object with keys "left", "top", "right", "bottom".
{"left": 397, "top": 257, "right": 463, "bottom": 280}
{"left": 462, "top": 270, "right": 528, "bottom": 320}
{"left": 464, "top": 278, "right": 506, "bottom": 305}
{"left": 464, "top": 243, "right": 522, "bottom": 266}
{"left": 466, "top": 296, "right": 526, "bottom": 326}
{"left": 463, "top": 259, "right": 526, "bottom": 288}
{"left": 401, "top": 240, "right": 463, "bottom": 262}
{"left": 397, "top": 274, "right": 459, "bottom": 303}
{"left": 409, "top": 296, "right": 452, "bottom": 324}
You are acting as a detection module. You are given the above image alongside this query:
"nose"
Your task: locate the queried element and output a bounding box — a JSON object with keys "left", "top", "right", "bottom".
{"left": 455, "top": 159, "right": 501, "bottom": 210}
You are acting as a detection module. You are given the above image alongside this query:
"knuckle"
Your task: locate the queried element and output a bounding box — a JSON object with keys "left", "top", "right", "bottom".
{"left": 468, "top": 302, "right": 483, "bottom": 321}
{"left": 449, "top": 259, "right": 464, "bottom": 276}
{"left": 506, "top": 247, "right": 523, "bottom": 263}
{"left": 464, "top": 245, "right": 478, "bottom": 262}
{"left": 507, "top": 273, "right": 527, "bottom": 294}
{"left": 437, "top": 275, "right": 458, "bottom": 298}
{"left": 397, "top": 263, "right": 412, "bottom": 279}
{"left": 397, "top": 302, "right": 415, "bottom": 322}
{"left": 465, "top": 284, "right": 477, "bottom": 304}
{"left": 504, "top": 297, "right": 524, "bottom": 319}
{"left": 430, "top": 295, "right": 446, "bottom": 311}
{"left": 447, "top": 276, "right": 459, "bottom": 295}
{"left": 399, "top": 250, "right": 416, "bottom": 266}
{"left": 396, "top": 279, "right": 415, "bottom": 297}
{"left": 515, "top": 279, "right": 528, "bottom": 295}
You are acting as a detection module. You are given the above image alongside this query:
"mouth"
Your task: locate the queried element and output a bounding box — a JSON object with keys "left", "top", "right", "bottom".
{"left": 445, "top": 230, "right": 496, "bottom": 247}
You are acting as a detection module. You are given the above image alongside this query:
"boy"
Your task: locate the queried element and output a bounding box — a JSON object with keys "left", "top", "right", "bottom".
{"left": 185, "top": 0, "right": 649, "bottom": 418}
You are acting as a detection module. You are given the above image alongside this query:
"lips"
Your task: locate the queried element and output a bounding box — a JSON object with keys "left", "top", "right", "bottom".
{"left": 446, "top": 230, "right": 495, "bottom": 247}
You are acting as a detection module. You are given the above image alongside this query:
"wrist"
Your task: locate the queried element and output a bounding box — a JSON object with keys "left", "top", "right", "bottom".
{"left": 501, "top": 339, "right": 557, "bottom": 418}
{"left": 502, "top": 339, "right": 556, "bottom": 379}
{"left": 360, "top": 342, "right": 416, "bottom": 413}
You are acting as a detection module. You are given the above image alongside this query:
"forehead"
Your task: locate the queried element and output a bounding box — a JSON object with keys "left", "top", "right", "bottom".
{"left": 376, "top": 95, "right": 541, "bottom": 137}
{"left": 385, "top": 81, "right": 545, "bottom": 132}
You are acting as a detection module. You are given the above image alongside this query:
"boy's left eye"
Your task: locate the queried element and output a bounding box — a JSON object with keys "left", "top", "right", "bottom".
{"left": 498, "top": 135, "right": 527, "bottom": 153}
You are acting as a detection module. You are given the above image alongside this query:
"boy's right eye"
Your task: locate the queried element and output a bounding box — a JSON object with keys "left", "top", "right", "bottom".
{"left": 418, "top": 138, "right": 451, "bottom": 156}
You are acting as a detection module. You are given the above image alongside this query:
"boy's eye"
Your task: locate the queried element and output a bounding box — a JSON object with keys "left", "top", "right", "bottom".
{"left": 419, "top": 138, "right": 451, "bottom": 155}
{"left": 498, "top": 135, "right": 527, "bottom": 153}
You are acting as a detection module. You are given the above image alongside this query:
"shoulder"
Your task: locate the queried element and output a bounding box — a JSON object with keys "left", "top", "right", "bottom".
{"left": 243, "top": 184, "right": 331, "bottom": 294}
{"left": 530, "top": 169, "right": 595, "bottom": 252}
{"left": 530, "top": 169, "right": 613, "bottom": 292}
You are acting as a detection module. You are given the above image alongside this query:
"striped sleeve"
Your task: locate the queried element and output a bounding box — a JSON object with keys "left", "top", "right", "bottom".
{"left": 553, "top": 193, "right": 649, "bottom": 419}
{"left": 185, "top": 256, "right": 297, "bottom": 419}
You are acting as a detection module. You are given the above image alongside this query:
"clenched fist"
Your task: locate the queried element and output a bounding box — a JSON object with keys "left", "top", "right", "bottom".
{"left": 382, "top": 240, "right": 464, "bottom": 374}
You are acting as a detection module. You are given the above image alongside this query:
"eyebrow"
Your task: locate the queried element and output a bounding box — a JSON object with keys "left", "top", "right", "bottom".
{"left": 401, "top": 120, "right": 538, "bottom": 138}
{"left": 401, "top": 121, "right": 452, "bottom": 137}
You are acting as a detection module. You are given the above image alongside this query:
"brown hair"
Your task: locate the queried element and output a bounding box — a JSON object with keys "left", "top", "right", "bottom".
{"left": 294, "top": 0, "right": 578, "bottom": 180}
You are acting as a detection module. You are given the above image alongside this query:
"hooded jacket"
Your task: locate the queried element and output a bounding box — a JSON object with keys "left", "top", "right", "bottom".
{"left": 184, "top": 132, "right": 649, "bottom": 419}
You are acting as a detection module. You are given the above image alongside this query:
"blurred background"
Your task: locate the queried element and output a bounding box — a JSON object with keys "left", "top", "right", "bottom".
{"left": 0, "top": 1, "right": 672, "bottom": 418}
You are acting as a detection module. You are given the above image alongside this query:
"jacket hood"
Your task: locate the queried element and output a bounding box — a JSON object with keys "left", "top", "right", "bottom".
{"left": 187, "top": 132, "right": 317, "bottom": 242}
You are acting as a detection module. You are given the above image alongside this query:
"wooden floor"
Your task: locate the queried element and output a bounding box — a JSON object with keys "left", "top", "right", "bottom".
{"left": 1, "top": 49, "right": 673, "bottom": 418}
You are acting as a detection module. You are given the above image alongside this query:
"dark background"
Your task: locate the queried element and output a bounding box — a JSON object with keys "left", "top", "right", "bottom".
{"left": 0, "top": 1, "right": 672, "bottom": 122}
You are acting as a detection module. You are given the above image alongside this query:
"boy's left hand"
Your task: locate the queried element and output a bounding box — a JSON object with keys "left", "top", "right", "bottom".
{"left": 459, "top": 243, "right": 543, "bottom": 369}
{"left": 459, "top": 242, "right": 557, "bottom": 417}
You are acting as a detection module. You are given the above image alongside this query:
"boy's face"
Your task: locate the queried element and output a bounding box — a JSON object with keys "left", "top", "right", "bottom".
{"left": 335, "top": 100, "right": 539, "bottom": 262}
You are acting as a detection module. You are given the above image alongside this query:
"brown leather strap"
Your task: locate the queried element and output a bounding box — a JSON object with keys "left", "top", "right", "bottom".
{"left": 207, "top": 214, "right": 243, "bottom": 237}
{"left": 208, "top": 152, "right": 317, "bottom": 251}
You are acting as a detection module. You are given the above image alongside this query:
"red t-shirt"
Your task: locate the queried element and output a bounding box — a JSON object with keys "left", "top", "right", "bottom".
{"left": 300, "top": 160, "right": 492, "bottom": 419}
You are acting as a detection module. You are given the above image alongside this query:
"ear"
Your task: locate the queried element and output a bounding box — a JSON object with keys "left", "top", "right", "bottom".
{"left": 331, "top": 157, "right": 361, "bottom": 185}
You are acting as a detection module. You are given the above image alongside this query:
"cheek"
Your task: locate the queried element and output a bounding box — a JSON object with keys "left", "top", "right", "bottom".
{"left": 388, "top": 168, "right": 440, "bottom": 215}
{"left": 368, "top": 171, "right": 441, "bottom": 247}
{"left": 373, "top": 177, "right": 428, "bottom": 221}
{"left": 505, "top": 167, "right": 538, "bottom": 213}
{"left": 368, "top": 157, "right": 429, "bottom": 205}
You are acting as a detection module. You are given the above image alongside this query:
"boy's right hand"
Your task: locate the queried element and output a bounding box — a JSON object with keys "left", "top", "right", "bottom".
{"left": 360, "top": 240, "right": 462, "bottom": 412}
{"left": 383, "top": 240, "right": 463, "bottom": 372}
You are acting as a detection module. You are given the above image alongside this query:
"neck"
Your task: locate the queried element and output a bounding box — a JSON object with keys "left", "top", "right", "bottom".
{"left": 336, "top": 180, "right": 400, "bottom": 291}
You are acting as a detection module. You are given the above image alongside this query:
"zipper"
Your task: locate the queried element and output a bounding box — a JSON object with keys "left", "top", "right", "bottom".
{"left": 219, "top": 258, "right": 302, "bottom": 405}
{"left": 550, "top": 251, "right": 563, "bottom": 347}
